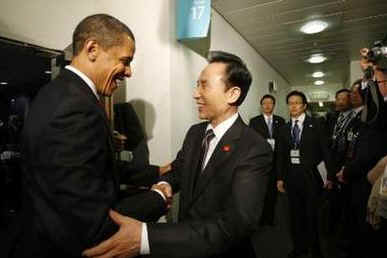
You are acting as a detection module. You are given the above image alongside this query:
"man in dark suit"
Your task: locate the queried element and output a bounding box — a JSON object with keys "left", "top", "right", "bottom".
{"left": 276, "top": 91, "right": 335, "bottom": 258}
{"left": 83, "top": 51, "right": 273, "bottom": 258}
{"left": 9, "top": 14, "right": 166, "bottom": 258}
{"left": 249, "top": 94, "right": 285, "bottom": 225}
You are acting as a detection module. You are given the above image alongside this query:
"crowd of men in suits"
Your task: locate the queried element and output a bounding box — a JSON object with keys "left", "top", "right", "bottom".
{"left": 2, "top": 13, "right": 386, "bottom": 258}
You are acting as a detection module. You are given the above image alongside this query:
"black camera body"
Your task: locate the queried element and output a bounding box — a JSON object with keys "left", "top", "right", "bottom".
{"left": 367, "top": 39, "right": 387, "bottom": 70}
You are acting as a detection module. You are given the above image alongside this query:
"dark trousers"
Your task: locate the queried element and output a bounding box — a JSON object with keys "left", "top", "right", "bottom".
{"left": 286, "top": 166, "right": 322, "bottom": 254}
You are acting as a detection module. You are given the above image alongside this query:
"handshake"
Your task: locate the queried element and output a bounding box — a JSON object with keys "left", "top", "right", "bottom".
{"left": 82, "top": 173, "right": 174, "bottom": 258}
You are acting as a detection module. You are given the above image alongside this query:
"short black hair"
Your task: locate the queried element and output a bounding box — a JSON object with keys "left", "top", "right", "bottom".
{"left": 286, "top": 90, "right": 308, "bottom": 105}
{"left": 207, "top": 51, "right": 252, "bottom": 106}
{"left": 73, "top": 14, "right": 135, "bottom": 57}
{"left": 335, "top": 88, "right": 351, "bottom": 98}
{"left": 260, "top": 94, "right": 276, "bottom": 105}
{"left": 351, "top": 79, "right": 365, "bottom": 101}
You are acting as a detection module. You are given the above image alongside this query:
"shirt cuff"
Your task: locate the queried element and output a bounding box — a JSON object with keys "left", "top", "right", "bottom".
{"left": 140, "top": 223, "right": 150, "bottom": 255}
{"left": 151, "top": 189, "right": 167, "bottom": 201}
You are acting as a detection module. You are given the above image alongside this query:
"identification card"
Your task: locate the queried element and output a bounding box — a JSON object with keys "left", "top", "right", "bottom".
{"left": 290, "top": 149, "right": 300, "bottom": 157}
{"left": 267, "top": 138, "right": 275, "bottom": 150}
{"left": 291, "top": 157, "right": 301, "bottom": 164}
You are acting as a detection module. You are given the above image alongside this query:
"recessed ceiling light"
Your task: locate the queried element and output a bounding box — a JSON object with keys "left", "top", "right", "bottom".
{"left": 0, "top": 81, "right": 8, "bottom": 85}
{"left": 44, "top": 70, "right": 52, "bottom": 74}
{"left": 314, "top": 80, "right": 325, "bottom": 86}
{"left": 307, "top": 54, "right": 326, "bottom": 64}
{"left": 312, "top": 71, "right": 325, "bottom": 78}
{"left": 300, "top": 20, "right": 328, "bottom": 34}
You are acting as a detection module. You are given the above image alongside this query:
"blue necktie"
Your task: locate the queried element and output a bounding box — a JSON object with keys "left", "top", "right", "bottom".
{"left": 292, "top": 120, "right": 300, "bottom": 149}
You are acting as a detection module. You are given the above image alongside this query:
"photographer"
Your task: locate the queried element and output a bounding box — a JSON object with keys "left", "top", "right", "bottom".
{"left": 359, "top": 36, "right": 387, "bottom": 128}
{"left": 337, "top": 36, "right": 387, "bottom": 258}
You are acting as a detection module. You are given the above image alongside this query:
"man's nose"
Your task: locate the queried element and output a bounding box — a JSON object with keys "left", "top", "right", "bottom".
{"left": 193, "top": 87, "right": 200, "bottom": 99}
{"left": 124, "top": 66, "right": 132, "bottom": 78}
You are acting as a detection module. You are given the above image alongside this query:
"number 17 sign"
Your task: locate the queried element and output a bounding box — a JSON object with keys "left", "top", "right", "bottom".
{"left": 176, "top": 0, "right": 211, "bottom": 40}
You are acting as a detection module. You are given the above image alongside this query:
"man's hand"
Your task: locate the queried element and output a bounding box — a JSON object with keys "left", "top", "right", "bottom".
{"left": 113, "top": 131, "right": 127, "bottom": 153}
{"left": 277, "top": 180, "right": 286, "bottom": 193}
{"left": 336, "top": 169, "right": 346, "bottom": 184}
{"left": 159, "top": 163, "right": 172, "bottom": 176}
{"left": 82, "top": 210, "right": 141, "bottom": 258}
{"left": 152, "top": 183, "right": 173, "bottom": 209}
{"left": 323, "top": 180, "right": 334, "bottom": 190}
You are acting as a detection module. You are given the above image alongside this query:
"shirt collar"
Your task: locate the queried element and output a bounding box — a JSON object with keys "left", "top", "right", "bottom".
{"left": 206, "top": 112, "right": 239, "bottom": 140}
{"left": 353, "top": 105, "right": 364, "bottom": 114}
{"left": 341, "top": 109, "right": 352, "bottom": 116}
{"left": 291, "top": 112, "right": 305, "bottom": 125}
{"left": 263, "top": 114, "right": 273, "bottom": 121}
{"left": 65, "top": 65, "right": 99, "bottom": 100}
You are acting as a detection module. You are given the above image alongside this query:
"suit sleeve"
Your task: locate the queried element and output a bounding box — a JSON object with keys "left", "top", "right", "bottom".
{"left": 147, "top": 135, "right": 272, "bottom": 258}
{"left": 344, "top": 127, "right": 387, "bottom": 181}
{"left": 316, "top": 119, "right": 336, "bottom": 181}
{"left": 35, "top": 98, "right": 166, "bottom": 255}
{"left": 276, "top": 127, "right": 288, "bottom": 181}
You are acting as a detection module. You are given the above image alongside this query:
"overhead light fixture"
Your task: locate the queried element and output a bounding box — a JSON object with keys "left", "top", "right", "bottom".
{"left": 314, "top": 80, "right": 325, "bottom": 86}
{"left": 0, "top": 81, "right": 8, "bottom": 85}
{"left": 44, "top": 70, "right": 52, "bottom": 74}
{"left": 312, "top": 71, "right": 325, "bottom": 78}
{"left": 318, "top": 101, "right": 324, "bottom": 107}
{"left": 307, "top": 54, "right": 326, "bottom": 64}
{"left": 300, "top": 20, "right": 328, "bottom": 34}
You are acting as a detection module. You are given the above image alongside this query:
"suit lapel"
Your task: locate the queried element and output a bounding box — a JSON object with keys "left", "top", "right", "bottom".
{"left": 192, "top": 117, "right": 243, "bottom": 200}
{"left": 300, "top": 115, "right": 313, "bottom": 150}
{"left": 63, "top": 69, "right": 119, "bottom": 191}
{"left": 259, "top": 115, "right": 270, "bottom": 138}
{"left": 187, "top": 124, "right": 207, "bottom": 200}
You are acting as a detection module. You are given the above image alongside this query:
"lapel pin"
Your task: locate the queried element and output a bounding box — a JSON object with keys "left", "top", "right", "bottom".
{"left": 222, "top": 145, "right": 231, "bottom": 152}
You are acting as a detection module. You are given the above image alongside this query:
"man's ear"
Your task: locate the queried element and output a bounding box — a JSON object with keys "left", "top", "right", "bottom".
{"left": 84, "top": 39, "right": 99, "bottom": 62}
{"left": 227, "top": 86, "right": 241, "bottom": 105}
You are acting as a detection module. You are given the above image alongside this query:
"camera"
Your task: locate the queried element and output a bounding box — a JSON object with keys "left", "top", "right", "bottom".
{"left": 366, "top": 39, "right": 387, "bottom": 70}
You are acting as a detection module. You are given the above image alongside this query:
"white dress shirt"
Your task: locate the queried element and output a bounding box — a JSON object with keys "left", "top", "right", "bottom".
{"left": 202, "top": 112, "right": 239, "bottom": 169}
{"left": 291, "top": 112, "right": 306, "bottom": 138}
{"left": 65, "top": 65, "right": 99, "bottom": 100}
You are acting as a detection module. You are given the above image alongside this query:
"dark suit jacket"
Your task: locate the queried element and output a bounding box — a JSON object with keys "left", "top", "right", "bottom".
{"left": 276, "top": 115, "right": 335, "bottom": 183}
{"left": 249, "top": 114, "right": 285, "bottom": 140}
{"left": 11, "top": 69, "right": 165, "bottom": 258}
{"left": 147, "top": 116, "right": 273, "bottom": 258}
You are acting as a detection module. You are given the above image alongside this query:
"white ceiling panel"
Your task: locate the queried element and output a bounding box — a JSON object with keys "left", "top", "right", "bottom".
{"left": 213, "top": 0, "right": 387, "bottom": 87}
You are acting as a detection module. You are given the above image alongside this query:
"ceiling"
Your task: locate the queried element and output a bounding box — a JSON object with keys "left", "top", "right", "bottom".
{"left": 212, "top": 0, "right": 387, "bottom": 88}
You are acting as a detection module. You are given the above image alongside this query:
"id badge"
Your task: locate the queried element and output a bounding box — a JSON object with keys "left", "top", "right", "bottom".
{"left": 290, "top": 149, "right": 300, "bottom": 157}
{"left": 290, "top": 149, "right": 300, "bottom": 164}
{"left": 291, "top": 158, "right": 301, "bottom": 164}
{"left": 267, "top": 138, "right": 275, "bottom": 150}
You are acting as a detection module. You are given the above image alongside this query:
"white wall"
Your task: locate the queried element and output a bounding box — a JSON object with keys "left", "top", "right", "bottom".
{"left": 0, "top": 0, "right": 290, "bottom": 164}
{"left": 350, "top": 60, "right": 363, "bottom": 86}
{"left": 0, "top": 0, "right": 98, "bottom": 49}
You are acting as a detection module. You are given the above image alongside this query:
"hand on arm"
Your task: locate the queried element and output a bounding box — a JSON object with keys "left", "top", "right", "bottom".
{"left": 82, "top": 210, "right": 142, "bottom": 258}
{"left": 277, "top": 180, "right": 286, "bottom": 193}
{"left": 158, "top": 163, "right": 172, "bottom": 176}
{"left": 113, "top": 131, "right": 127, "bottom": 153}
{"left": 151, "top": 182, "right": 173, "bottom": 209}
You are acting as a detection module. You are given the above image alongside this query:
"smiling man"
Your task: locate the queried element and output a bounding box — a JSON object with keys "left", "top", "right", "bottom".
{"left": 8, "top": 14, "right": 166, "bottom": 258}
{"left": 83, "top": 51, "right": 273, "bottom": 258}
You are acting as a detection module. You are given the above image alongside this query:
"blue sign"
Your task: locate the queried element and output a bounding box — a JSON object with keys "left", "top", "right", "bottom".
{"left": 176, "top": 0, "right": 211, "bottom": 40}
